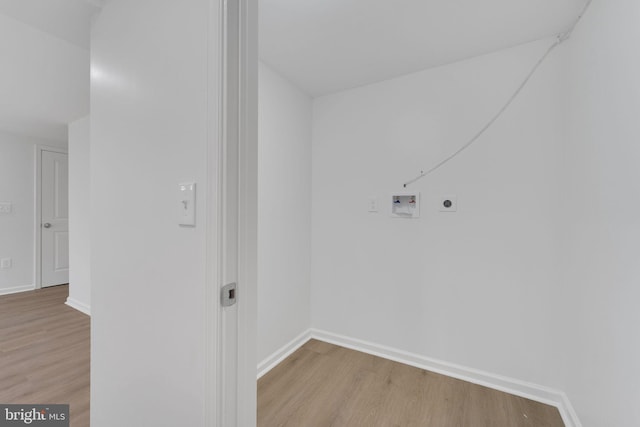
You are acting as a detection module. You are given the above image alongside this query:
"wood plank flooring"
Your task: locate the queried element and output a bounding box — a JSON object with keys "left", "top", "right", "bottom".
{"left": 258, "top": 339, "right": 565, "bottom": 427}
{"left": 0, "top": 285, "right": 90, "bottom": 427}
{"left": 0, "top": 287, "right": 565, "bottom": 427}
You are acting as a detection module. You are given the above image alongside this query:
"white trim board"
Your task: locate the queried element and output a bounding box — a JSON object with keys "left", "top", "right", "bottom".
{"left": 257, "top": 330, "right": 312, "bottom": 379}
{"left": 65, "top": 297, "right": 91, "bottom": 316}
{"left": 257, "top": 328, "right": 582, "bottom": 427}
{"left": 0, "top": 285, "right": 35, "bottom": 296}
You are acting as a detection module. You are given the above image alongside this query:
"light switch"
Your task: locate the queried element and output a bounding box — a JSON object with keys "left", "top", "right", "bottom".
{"left": 0, "top": 202, "right": 12, "bottom": 214}
{"left": 178, "top": 182, "right": 196, "bottom": 226}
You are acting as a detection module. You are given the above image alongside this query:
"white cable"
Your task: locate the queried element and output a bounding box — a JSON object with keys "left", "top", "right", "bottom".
{"left": 403, "top": 0, "right": 593, "bottom": 188}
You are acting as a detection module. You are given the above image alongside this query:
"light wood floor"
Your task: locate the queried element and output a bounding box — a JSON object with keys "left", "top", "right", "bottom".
{"left": 258, "top": 340, "right": 565, "bottom": 427}
{"left": 0, "top": 285, "right": 90, "bottom": 427}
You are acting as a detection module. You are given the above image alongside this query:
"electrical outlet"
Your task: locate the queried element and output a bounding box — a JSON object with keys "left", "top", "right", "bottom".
{"left": 368, "top": 197, "right": 378, "bottom": 213}
{"left": 0, "top": 258, "right": 12, "bottom": 269}
{"left": 440, "top": 196, "right": 458, "bottom": 212}
{"left": 0, "top": 202, "right": 12, "bottom": 214}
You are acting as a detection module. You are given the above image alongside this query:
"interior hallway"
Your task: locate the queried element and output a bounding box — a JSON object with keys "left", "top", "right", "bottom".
{"left": 0, "top": 285, "right": 90, "bottom": 427}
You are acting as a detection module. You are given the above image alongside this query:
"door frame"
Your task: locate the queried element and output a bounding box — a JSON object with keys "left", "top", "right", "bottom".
{"left": 34, "top": 144, "right": 68, "bottom": 290}
{"left": 205, "top": 0, "right": 258, "bottom": 425}
{"left": 235, "top": 0, "right": 258, "bottom": 423}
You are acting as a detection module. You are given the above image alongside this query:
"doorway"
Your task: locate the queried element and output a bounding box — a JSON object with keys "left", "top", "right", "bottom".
{"left": 36, "top": 145, "right": 69, "bottom": 289}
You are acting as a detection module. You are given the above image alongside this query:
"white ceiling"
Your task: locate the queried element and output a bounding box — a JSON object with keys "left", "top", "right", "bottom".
{"left": 0, "top": 0, "right": 587, "bottom": 140}
{"left": 0, "top": 0, "right": 99, "bottom": 49}
{"left": 0, "top": 0, "right": 96, "bottom": 141}
{"left": 260, "top": 0, "right": 586, "bottom": 97}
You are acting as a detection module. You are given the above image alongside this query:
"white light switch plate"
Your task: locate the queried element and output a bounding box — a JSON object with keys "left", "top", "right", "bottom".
{"left": 178, "top": 183, "right": 196, "bottom": 226}
{"left": 0, "top": 258, "right": 12, "bottom": 269}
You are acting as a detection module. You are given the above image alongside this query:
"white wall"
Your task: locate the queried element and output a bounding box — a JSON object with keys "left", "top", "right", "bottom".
{"left": 562, "top": 0, "right": 640, "bottom": 425}
{"left": 311, "top": 39, "right": 566, "bottom": 388}
{"left": 0, "top": 132, "right": 37, "bottom": 295}
{"left": 0, "top": 12, "right": 89, "bottom": 141}
{"left": 0, "top": 130, "right": 67, "bottom": 295}
{"left": 257, "top": 62, "right": 312, "bottom": 363}
{"left": 67, "top": 116, "right": 91, "bottom": 314}
{"left": 90, "top": 1, "right": 218, "bottom": 425}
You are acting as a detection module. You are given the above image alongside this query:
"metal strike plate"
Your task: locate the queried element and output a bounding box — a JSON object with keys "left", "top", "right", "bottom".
{"left": 221, "top": 282, "right": 237, "bottom": 307}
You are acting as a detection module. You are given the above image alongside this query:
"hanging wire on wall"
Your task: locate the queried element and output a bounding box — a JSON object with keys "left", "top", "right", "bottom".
{"left": 402, "top": 0, "right": 594, "bottom": 188}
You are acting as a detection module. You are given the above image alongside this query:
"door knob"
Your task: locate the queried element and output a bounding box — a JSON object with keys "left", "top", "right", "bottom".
{"left": 43, "top": 223, "right": 51, "bottom": 228}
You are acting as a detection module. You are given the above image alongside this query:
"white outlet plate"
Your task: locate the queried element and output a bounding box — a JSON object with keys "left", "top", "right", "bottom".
{"left": 368, "top": 197, "right": 378, "bottom": 213}
{"left": 440, "top": 196, "right": 458, "bottom": 212}
{"left": 0, "top": 258, "right": 12, "bottom": 269}
{"left": 0, "top": 202, "right": 12, "bottom": 214}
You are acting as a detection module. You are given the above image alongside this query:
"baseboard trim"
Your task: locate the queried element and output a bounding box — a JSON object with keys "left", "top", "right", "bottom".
{"left": 257, "top": 329, "right": 313, "bottom": 379}
{"left": 0, "top": 285, "right": 35, "bottom": 296}
{"left": 309, "top": 329, "right": 582, "bottom": 427}
{"left": 558, "top": 392, "right": 582, "bottom": 427}
{"left": 256, "top": 328, "right": 581, "bottom": 427}
{"left": 65, "top": 298, "right": 91, "bottom": 316}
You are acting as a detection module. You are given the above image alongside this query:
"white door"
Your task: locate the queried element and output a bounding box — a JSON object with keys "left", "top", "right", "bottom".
{"left": 41, "top": 150, "right": 69, "bottom": 287}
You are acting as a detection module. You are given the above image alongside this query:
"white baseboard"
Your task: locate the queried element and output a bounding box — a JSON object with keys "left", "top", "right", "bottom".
{"left": 65, "top": 297, "right": 91, "bottom": 316}
{"left": 257, "top": 328, "right": 581, "bottom": 427}
{"left": 0, "top": 284, "right": 35, "bottom": 296}
{"left": 558, "top": 392, "right": 582, "bottom": 427}
{"left": 257, "top": 329, "right": 312, "bottom": 379}
{"left": 310, "top": 329, "right": 582, "bottom": 427}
